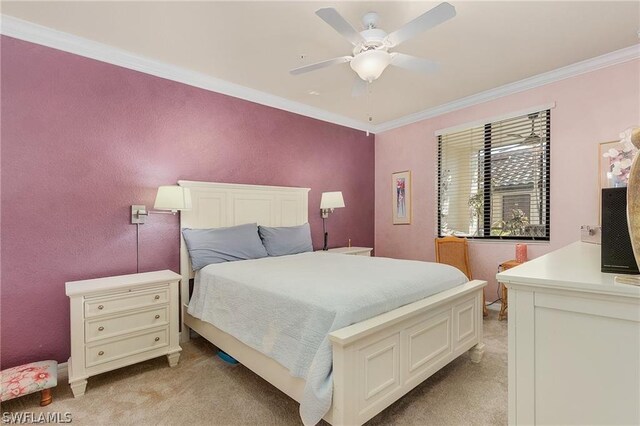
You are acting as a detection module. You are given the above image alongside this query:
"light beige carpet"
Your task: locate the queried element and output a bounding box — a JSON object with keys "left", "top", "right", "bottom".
{"left": 1, "top": 312, "right": 507, "bottom": 425}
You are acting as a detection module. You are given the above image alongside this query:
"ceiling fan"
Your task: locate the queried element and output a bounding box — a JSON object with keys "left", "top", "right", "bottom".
{"left": 508, "top": 113, "right": 546, "bottom": 144}
{"left": 289, "top": 2, "right": 456, "bottom": 89}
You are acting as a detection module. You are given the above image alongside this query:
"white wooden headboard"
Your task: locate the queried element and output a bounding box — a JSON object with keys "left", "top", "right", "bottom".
{"left": 177, "top": 180, "right": 310, "bottom": 334}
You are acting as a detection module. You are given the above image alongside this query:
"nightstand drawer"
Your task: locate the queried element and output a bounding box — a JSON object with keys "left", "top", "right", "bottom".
{"left": 84, "top": 287, "right": 168, "bottom": 318}
{"left": 85, "top": 327, "right": 168, "bottom": 367}
{"left": 85, "top": 306, "right": 168, "bottom": 342}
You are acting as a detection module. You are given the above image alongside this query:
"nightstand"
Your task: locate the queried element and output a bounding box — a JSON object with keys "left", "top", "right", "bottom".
{"left": 65, "top": 270, "right": 182, "bottom": 397}
{"left": 327, "top": 247, "right": 373, "bottom": 256}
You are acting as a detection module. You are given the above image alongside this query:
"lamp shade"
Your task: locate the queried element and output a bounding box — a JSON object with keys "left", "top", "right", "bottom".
{"left": 320, "top": 191, "right": 345, "bottom": 209}
{"left": 154, "top": 186, "right": 192, "bottom": 211}
{"left": 350, "top": 50, "right": 391, "bottom": 82}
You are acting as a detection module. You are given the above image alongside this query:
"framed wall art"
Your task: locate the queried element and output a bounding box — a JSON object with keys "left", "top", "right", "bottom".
{"left": 599, "top": 139, "right": 638, "bottom": 189}
{"left": 392, "top": 170, "right": 411, "bottom": 225}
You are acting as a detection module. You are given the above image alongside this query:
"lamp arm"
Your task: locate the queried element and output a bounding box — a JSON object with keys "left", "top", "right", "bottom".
{"left": 149, "top": 210, "right": 178, "bottom": 215}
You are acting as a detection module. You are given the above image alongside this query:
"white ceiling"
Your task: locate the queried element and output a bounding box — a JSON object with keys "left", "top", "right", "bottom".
{"left": 2, "top": 1, "right": 639, "bottom": 126}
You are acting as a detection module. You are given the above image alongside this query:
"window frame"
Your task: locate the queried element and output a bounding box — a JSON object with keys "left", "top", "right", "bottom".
{"left": 437, "top": 109, "right": 551, "bottom": 242}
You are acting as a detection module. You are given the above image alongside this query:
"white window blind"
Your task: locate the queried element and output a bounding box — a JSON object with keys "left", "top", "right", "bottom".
{"left": 437, "top": 109, "right": 550, "bottom": 240}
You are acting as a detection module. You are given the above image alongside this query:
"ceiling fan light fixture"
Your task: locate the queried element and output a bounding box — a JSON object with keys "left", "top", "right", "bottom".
{"left": 350, "top": 50, "right": 391, "bottom": 82}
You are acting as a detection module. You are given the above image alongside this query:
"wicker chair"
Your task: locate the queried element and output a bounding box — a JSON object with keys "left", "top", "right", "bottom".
{"left": 435, "top": 236, "right": 488, "bottom": 317}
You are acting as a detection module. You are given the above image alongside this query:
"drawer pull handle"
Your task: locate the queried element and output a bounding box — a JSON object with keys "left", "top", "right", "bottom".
{"left": 98, "top": 326, "right": 104, "bottom": 331}
{"left": 154, "top": 337, "right": 160, "bottom": 342}
{"left": 154, "top": 314, "right": 160, "bottom": 319}
{"left": 98, "top": 305, "right": 104, "bottom": 310}
{"left": 98, "top": 351, "right": 104, "bottom": 356}
{"left": 154, "top": 295, "right": 160, "bottom": 300}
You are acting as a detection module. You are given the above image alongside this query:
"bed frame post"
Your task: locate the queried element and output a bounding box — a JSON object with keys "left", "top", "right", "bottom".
{"left": 330, "top": 342, "right": 357, "bottom": 426}
{"left": 179, "top": 215, "right": 192, "bottom": 343}
{"left": 469, "top": 290, "right": 486, "bottom": 363}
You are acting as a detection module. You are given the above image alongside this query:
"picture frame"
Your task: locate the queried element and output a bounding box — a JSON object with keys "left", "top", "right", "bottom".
{"left": 599, "top": 139, "right": 637, "bottom": 190}
{"left": 598, "top": 138, "right": 639, "bottom": 223}
{"left": 392, "top": 170, "right": 411, "bottom": 225}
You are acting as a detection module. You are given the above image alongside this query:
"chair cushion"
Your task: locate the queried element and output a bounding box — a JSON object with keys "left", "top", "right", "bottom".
{"left": 1, "top": 360, "right": 58, "bottom": 402}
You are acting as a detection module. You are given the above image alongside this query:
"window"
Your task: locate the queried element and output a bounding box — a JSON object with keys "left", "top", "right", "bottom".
{"left": 437, "top": 109, "right": 550, "bottom": 240}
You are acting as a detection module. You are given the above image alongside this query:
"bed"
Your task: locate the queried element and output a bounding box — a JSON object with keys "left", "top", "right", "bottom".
{"left": 178, "top": 180, "right": 486, "bottom": 426}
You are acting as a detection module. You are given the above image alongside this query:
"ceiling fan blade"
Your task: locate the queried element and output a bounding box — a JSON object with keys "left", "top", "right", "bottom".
{"left": 386, "top": 2, "right": 456, "bottom": 47}
{"left": 289, "top": 56, "right": 352, "bottom": 75}
{"left": 351, "top": 77, "right": 368, "bottom": 97}
{"left": 316, "top": 8, "right": 366, "bottom": 46}
{"left": 390, "top": 53, "right": 439, "bottom": 73}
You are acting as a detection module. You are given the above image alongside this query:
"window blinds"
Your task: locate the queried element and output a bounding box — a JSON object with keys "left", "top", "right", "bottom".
{"left": 437, "top": 109, "right": 550, "bottom": 240}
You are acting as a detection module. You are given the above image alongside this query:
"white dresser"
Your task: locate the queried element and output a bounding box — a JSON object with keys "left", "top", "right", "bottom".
{"left": 497, "top": 242, "right": 640, "bottom": 425}
{"left": 327, "top": 246, "right": 373, "bottom": 256}
{"left": 65, "top": 270, "right": 182, "bottom": 397}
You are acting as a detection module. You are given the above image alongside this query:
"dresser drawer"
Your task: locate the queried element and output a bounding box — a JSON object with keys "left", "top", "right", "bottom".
{"left": 84, "top": 287, "right": 168, "bottom": 318}
{"left": 85, "top": 306, "right": 168, "bottom": 342}
{"left": 85, "top": 327, "right": 168, "bottom": 367}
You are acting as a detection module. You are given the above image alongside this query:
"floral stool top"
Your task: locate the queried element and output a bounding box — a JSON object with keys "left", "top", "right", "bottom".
{"left": 1, "top": 360, "right": 58, "bottom": 402}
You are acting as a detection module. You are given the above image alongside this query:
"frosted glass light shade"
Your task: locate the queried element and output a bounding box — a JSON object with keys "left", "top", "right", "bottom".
{"left": 320, "top": 191, "right": 345, "bottom": 209}
{"left": 154, "top": 186, "right": 192, "bottom": 211}
{"left": 350, "top": 50, "right": 391, "bottom": 82}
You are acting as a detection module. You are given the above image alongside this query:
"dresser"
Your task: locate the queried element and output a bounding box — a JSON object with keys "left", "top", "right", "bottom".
{"left": 327, "top": 246, "right": 373, "bottom": 256}
{"left": 65, "top": 270, "right": 182, "bottom": 397}
{"left": 497, "top": 242, "right": 640, "bottom": 425}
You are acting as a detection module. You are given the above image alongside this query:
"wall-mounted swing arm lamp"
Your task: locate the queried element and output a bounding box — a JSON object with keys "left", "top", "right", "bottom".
{"left": 320, "top": 191, "right": 345, "bottom": 251}
{"left": 131, "top": 185, "right": 192, "bottom": 224}
{"left": 130, "top": 185, "right": 191, "bottom": 273}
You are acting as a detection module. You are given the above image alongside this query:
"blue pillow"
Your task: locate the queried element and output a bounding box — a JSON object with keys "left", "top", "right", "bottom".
{"left": 182, "top": 223, "right": 268, "bottom": 270}
{"left": 258, "top": 223, "right": 313, "bottom": 257}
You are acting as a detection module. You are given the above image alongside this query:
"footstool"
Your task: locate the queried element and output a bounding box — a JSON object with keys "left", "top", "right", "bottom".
{"left": 1, "top": 360, "right": 57, "bottom": 406}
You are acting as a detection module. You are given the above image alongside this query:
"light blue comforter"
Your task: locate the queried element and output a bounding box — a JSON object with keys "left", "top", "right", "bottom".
{"left": 188, "top": 252, "right": 467, "bottom": 425}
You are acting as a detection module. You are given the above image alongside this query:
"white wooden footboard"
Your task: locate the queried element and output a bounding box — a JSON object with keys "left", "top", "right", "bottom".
{"left": 183, "top": 280, "right": 486, "bottom": 426}
{"left": 328, "top": 280, "right": 486, "bottom": 425}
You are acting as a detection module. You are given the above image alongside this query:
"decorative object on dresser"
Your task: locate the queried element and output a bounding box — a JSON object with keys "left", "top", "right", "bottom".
{"left": 497, "top": 242, "right": 640, "bottom": 425}
{"left": 326, "top": 246, "right": 373, "bottom": 256}
{"left": 497, "top": 259, "right": 523, "bottom": 321}
{"left": 320, "top": 191, "right": 345, "bottom": 250}
{"left": 625, "top": 127, "right": 640, "bottom": 272}
{"left": 392, "top": 170, "right": 411, "bottom": 224}
{"left": 65, "top": 270, "right": 182, "bottom": 397}
{"left": 1, "top": 360, "right": 57, "bottom": 406}
{"left": 515, "top": 243, "right": 527, "bottom": 263}
{"left": 598, "top": 131, "right": 639, "bottom": 221}
{"left": 434, "top": 236, "right": 487, "bottom": 317}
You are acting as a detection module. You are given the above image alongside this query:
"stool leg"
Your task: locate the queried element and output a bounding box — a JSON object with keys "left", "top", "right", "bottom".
{"left": 40, "top": 388, "right": 52, "bottom": 406}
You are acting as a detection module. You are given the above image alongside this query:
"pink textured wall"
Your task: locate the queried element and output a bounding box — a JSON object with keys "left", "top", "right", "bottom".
{"left": 375, "top": 59, "right": 640, "bottom": 301}
{"left": 0, "top": 36, "right": 374, "bottom": 367}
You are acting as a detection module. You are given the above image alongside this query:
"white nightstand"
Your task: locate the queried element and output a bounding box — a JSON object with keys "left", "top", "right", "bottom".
{"left": 65, "top": 270, "right": 182, "bottom": 397}
{"left": 327, "top": 247, "right": 373, "bottom": 256}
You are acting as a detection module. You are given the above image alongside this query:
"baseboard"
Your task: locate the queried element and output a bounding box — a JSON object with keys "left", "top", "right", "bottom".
{"left": 57, "top": 361, "right": 68, "bottom": 377}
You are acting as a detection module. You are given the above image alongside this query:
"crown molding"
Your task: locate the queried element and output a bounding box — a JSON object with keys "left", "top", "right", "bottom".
{"left": 0, "top": 15, "right": 373, "bottom": 133}
{"left": 2, "top": 14, "right": 638, "bottom": 136}
{"left": 372, "top": 43, "right": 640, "bottom": 134}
